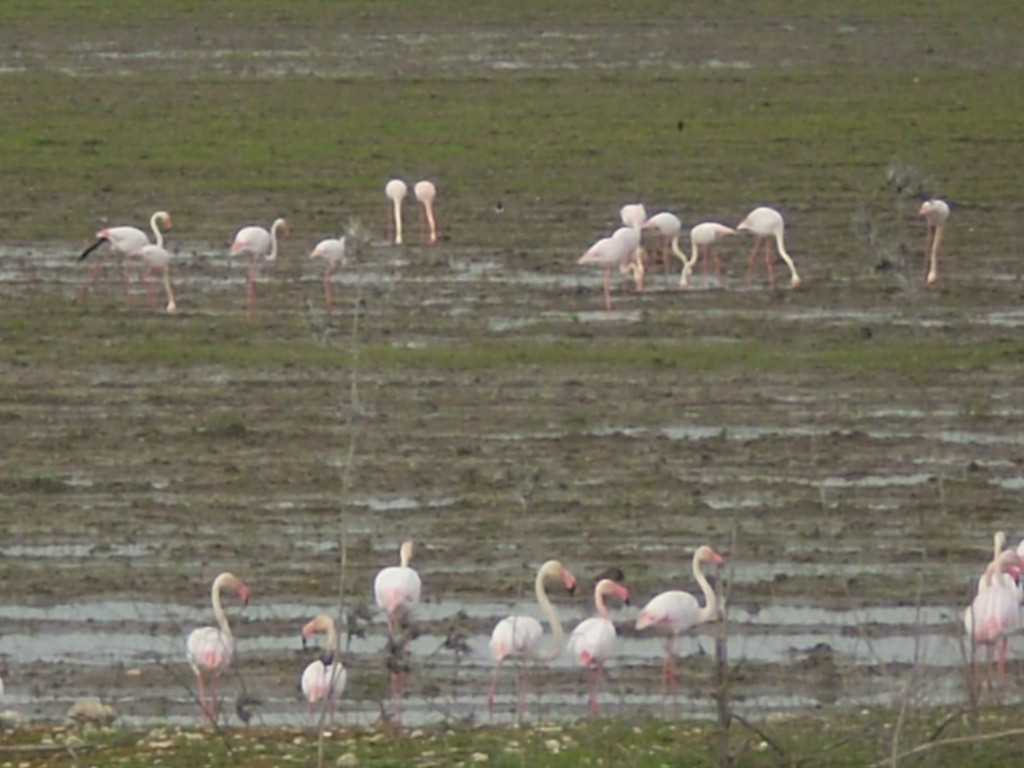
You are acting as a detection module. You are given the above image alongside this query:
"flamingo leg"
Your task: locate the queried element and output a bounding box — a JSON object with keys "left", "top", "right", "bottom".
{"left": 744, "top": 239, "right": 760, "bottom": 286}
{"left": 195, "top": 673, "right": 208, "bottom": 720}
{"left": 323, "top": 266, "right": 333, "bottom": 313}
{"left": 602, "top": 267, "right": 612, "bottom": 311}
{"left": 246, "top": 257, "right": 258, "bottom": 323}
{"left": 517, "top": 663, "right": 530, "bottom": 721}
{"left": 486, "top": 659, "right": 505, "bottom": 720}
{"left": 75, "top": 252, "right": 109, "bottom": 301}
{"left": 710, "top": 245, "right": 722, "bottom": 283}
{"left": 662, "top": 634, "right": 678, "bottom": 700}
{"left": 144, "top": 266, "right": 158, "bottom": 311}
{"left": 764, "top": 239, "right": 775, "bottom": 287}
{"left": 997, "top": 637, "right": 1008, "bottom": 696}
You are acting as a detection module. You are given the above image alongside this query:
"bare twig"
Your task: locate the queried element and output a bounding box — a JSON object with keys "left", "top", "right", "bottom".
{"left": 870, "top": 727, "right": 1024, "bottom": 768}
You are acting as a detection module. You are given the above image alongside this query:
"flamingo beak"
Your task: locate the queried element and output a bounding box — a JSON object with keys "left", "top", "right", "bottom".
{"left": 238, "top": 585, "right": 251, "bottom": 606}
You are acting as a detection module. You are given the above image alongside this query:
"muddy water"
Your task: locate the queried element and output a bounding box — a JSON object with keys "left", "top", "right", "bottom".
{"left": 2, "top": 241, "right": 1023, "bottom": 728}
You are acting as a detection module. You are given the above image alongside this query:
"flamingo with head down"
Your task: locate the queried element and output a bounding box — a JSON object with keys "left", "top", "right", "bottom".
{"left": 186, "top": 572, "right": 250, "bottom": 720}
{"left": 487, "top": 559, "right": 577, "bottom": 720}
{"left": 578, "top": 227, "right": 641, "bottom": 311}
{"left": 568, "top": 577, "right": 630, "bottom": 714}
{"left": 919, "top": 199, "right": 949, "bottom": 287}
{"left": 736, "top": 206, "right": 801, "bottom": 288}
{"left": 309, "top": 236, "right": 348, "bottom": 312}
{"left": 385, "top": 179, "right": 408, "bottom": 245}
{"left": 636, "top": 545, "right": 724, "bottom": 698}
{"left": 414, "top": 180, "right": 438, "bottom": 245}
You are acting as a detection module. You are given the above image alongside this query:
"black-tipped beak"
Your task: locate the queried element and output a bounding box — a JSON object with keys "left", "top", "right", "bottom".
{"left": 301, "top": 635, "right": 308, "bottom": 650}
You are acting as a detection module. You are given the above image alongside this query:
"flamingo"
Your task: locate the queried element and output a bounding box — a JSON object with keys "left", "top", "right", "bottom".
{"left": 919, "top": 199, "right": 949, "bottom": 287}
{"left": 76, "top": 210, "right": 172, "bottom": 303}
{"left": 682, "top": 223, "right": 737, "bottom": 289}
{"left": 635, "top": 545, "right": 724, "bottom": 698}
{"left": 568, "top": 577, "right": 630, "bottom": 714}
{"left": 619, "top": 203, "right": 648, "bottom": 287}
{"left": 578, "top": 227, "right": 641, "bottom": 311}
{"left": 414, "top": 180, "right": 438, "bottom": 245}
{"left": 736, "top": 206, "right": 801, "bottom": 288}
{"left": 138, "top": 243, "right": 177, "bottom": 313}
{"left": 309, "top": 236, "right": 347, "bottom": 312}
{"left": 385, "top": 179, "right": 407, "bottom": 245}
{"left": 641, "top": 211, "right": 681, "bottom": 279}
{"left": 186, "top": 572, "right": 250, "bottom": 720}
{"left": 300, "top": 614, "right": 347, "bottom": 720}
{"left": 230, "top": 218, "right": 289, "bottom": 323}
{"left": 486, "top": 559, "right": 577, "bottom": 720}
{"left": 964, "top": 547, "right": 1021, "bottom": 697}
{"left": 375, "top": 540, "right": 421, "bottom": 632}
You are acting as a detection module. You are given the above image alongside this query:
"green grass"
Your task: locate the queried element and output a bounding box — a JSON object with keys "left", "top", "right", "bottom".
{"left": 6, "top": 706, "right": 1024, "bottom": 768}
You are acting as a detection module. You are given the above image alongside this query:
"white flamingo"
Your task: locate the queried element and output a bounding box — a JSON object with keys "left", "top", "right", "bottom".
{"left": 487, "top": 559, "right": 577, "bottom": 719}
{"left": 77, "top": 211, "right": 172, "bottom": 303}
{"left": 385, "top": 179, "right": 408, "bottom": 245}
{"left": 578, "top": 227, "right": 641, "bottom": 311}
{"left": 300, "top": 614, "right": 347, "bottom": 720}
{"left": 568, "top": 578, "right": 630, "bottom": 714}
{"left": 186, "top": 572, "right": 250, "bottom": 720}
{"left": 919, "top": 199, "right": 950, "bottom": 287}
{"left": 636, "top": 545, "right": 724, "bottom": 697}
{"left": 964, "top": 547, "right": 1021, "bottom": 697}
{"left": 309, "top": 236, "right": 348, "bottom": 312}
{"left": 641, "top": 211, "right": 682, "bottom": 280}
{"left": 736, "top": 206, "right": 801, "bottom": 288}
{"left": 414, "top": 180, "right": 438, "bottom": 245}
{"left": 230, "top": 218, "right": 289, "bottom": 322}
{"left": 681, "top": 223, "right": 737, "bottom": 289}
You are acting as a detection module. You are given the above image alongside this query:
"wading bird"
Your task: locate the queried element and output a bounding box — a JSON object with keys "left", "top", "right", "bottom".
{"left": 619, "top": 203, "right": 648, "bottom": 284}
{"left": 919, "top": 199, "right": 949, "bottom": 287}
{"left": 578, "top": 227, "right": 642, "bottom": 311}
{"left": 568, "top": 578, "right": 630, "bottom": 714}
{"left": 77, "top": 210, "right": 172, "bottom": 303}
{"left": 414, "top": 180, "right": 438, "bottom": 245}
{"left": 186, "top": 572, "right": 250, "bottom": 720}
{"left": 300, "top": 614, "right": 347, "bottom": 720}
{"left": 385, "top": 179, "right": 408, "bottom": 245}
{"left": 487, "top": 559, "right": 577, "bottom": 720}
{"left": 375, "top": 540, "right": 421, "bottom": 633}
{"left": 683, "top": 223, "right": 737, "bottom": 289}
{"left": 309, "top": 236, "right": 347, "bottom": 312}
{"left": 641, "top": 211, "right": 681, "bottom": 279}
{"left": 964, "top": 547, "right": 1021, "bottom": 698}
{"left": 230, "top": 218, "right": 289, "bottom": 323}
{"left": 736, "top": 206, "right": 801, "bottom": 288}
{"left": 636, "top": 545, "right": 724, "bottom": 698}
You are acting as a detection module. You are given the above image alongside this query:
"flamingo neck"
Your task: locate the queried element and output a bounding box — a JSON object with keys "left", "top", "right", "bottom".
{"left": 150, "top": 214, "right": 165, "bottom": 249}
{"left": 594, "top": 589, "right": 610, "bottom": 621}
{"left": 211, "top": 575, "right": 233, "bottom": 639}
{"left": 532, "top": 562, "right": 565, "bottom": 662}
{"left": 161, "top": 265, "right": 176, "bottom": 313}
{"left": 423, "top": 203, "right": 437, "bottom": 243}
{"left": 929, "top": 223, "right": 944, "bottom": 263}
{"left": 693, "top": 555, "right": 719, "bottom": 624}
{"left": 269, "top": 222, "right": 283, "bottom": 261}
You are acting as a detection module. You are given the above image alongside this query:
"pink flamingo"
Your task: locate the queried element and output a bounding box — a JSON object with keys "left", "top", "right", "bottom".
{"left": 138, "top": 243, "right": 177, "bottom": 313}
{"left": 487, "top": 559, "right": 577, "bottom": 720}
{"left": 77, "top": 210, "right": 172, "bottom": 303}
{"left": 186, "top": 572, "right": 250, "bottom": 720}
{"left": 385, "top": 179, "right": 408, "bottom": 245}
{"left": 578, "top": 227, "right": 641, "bottom": 311}
{"left": 230, "top": 218, "right": 289, "bottom": 323}
{"left": 414, "top": 180, "right": 438, "bottom": 245}
{"left": 681, "top": 223, "right": 737, "bottom": 289}
{"left": 641, "top": 211, "right": 681, "bottom": 278}
{"left": 736, "top": 206, "right": 801, "bottom": 288}
{"left": 309, "top": 236, "right": 347, "bottom": 312}
{"left": 300, "top": 614, "right": 347, "bottom": 721}
{"left": 568, "top": 578, "right": 630, "bottom": 714}
{"left": 374, "top": 540, "right": 421, "bottom": 633}
{"left": 964, "top": 546, "right": 1021, "bottom": 697}
{"left": 635, "top": 545, "right": 724, "bottom": 698}
{"left": 919, "top": 199, "right": 949, "bottom": 287}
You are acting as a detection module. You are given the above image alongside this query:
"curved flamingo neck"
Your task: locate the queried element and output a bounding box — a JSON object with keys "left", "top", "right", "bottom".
{"left": 693, "top": 554, "right": 718, "bottom": 624}
{"left": 594, "top": 587, "right": 610, "bottom": 621}
{"left": 532, "top": 562, "right": 565, "bottom": 662}
{"left": 392, "top": 199, "right": 404, "bottom": 244}
{"left": 150, "top": 213, "right": 166, "bottom": 249}
{"left": 211, "top": 574, "right": 233, "bottom": 639}
{"left": 269, "top": 220, "right": 286, "bottom": 261}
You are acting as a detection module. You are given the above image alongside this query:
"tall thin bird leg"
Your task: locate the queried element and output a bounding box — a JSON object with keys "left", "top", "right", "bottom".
{"left": 710, "top": 245, "right": 722, "bottom": 283}
{"left": 602, "top": 267, "right": 612, "bottom": 311}
{"left": 143, "top": 266, "right": 158, "bottom": 310}
{"left": 75, "top": 253, "right": 109, "bottom": 302}
{"left": 662, "top": 634, "right": 678, "bottom": 700}
{"left": 744, "top": 239, "right": 760, "bottom": 286}
{"left": 323, "top": 265, "right": 333, "bottom": 313}
{"left": 486, "top": 659, "right": 505, "bottom": 720}
{"left": 517, "top": 663, "right": 530, "bottom": 720}
{"left": 246, "top": 257, "right": 258, "bottom": 323}
{"left": 764, "top": 239, "right": 776, "bottom": 287}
